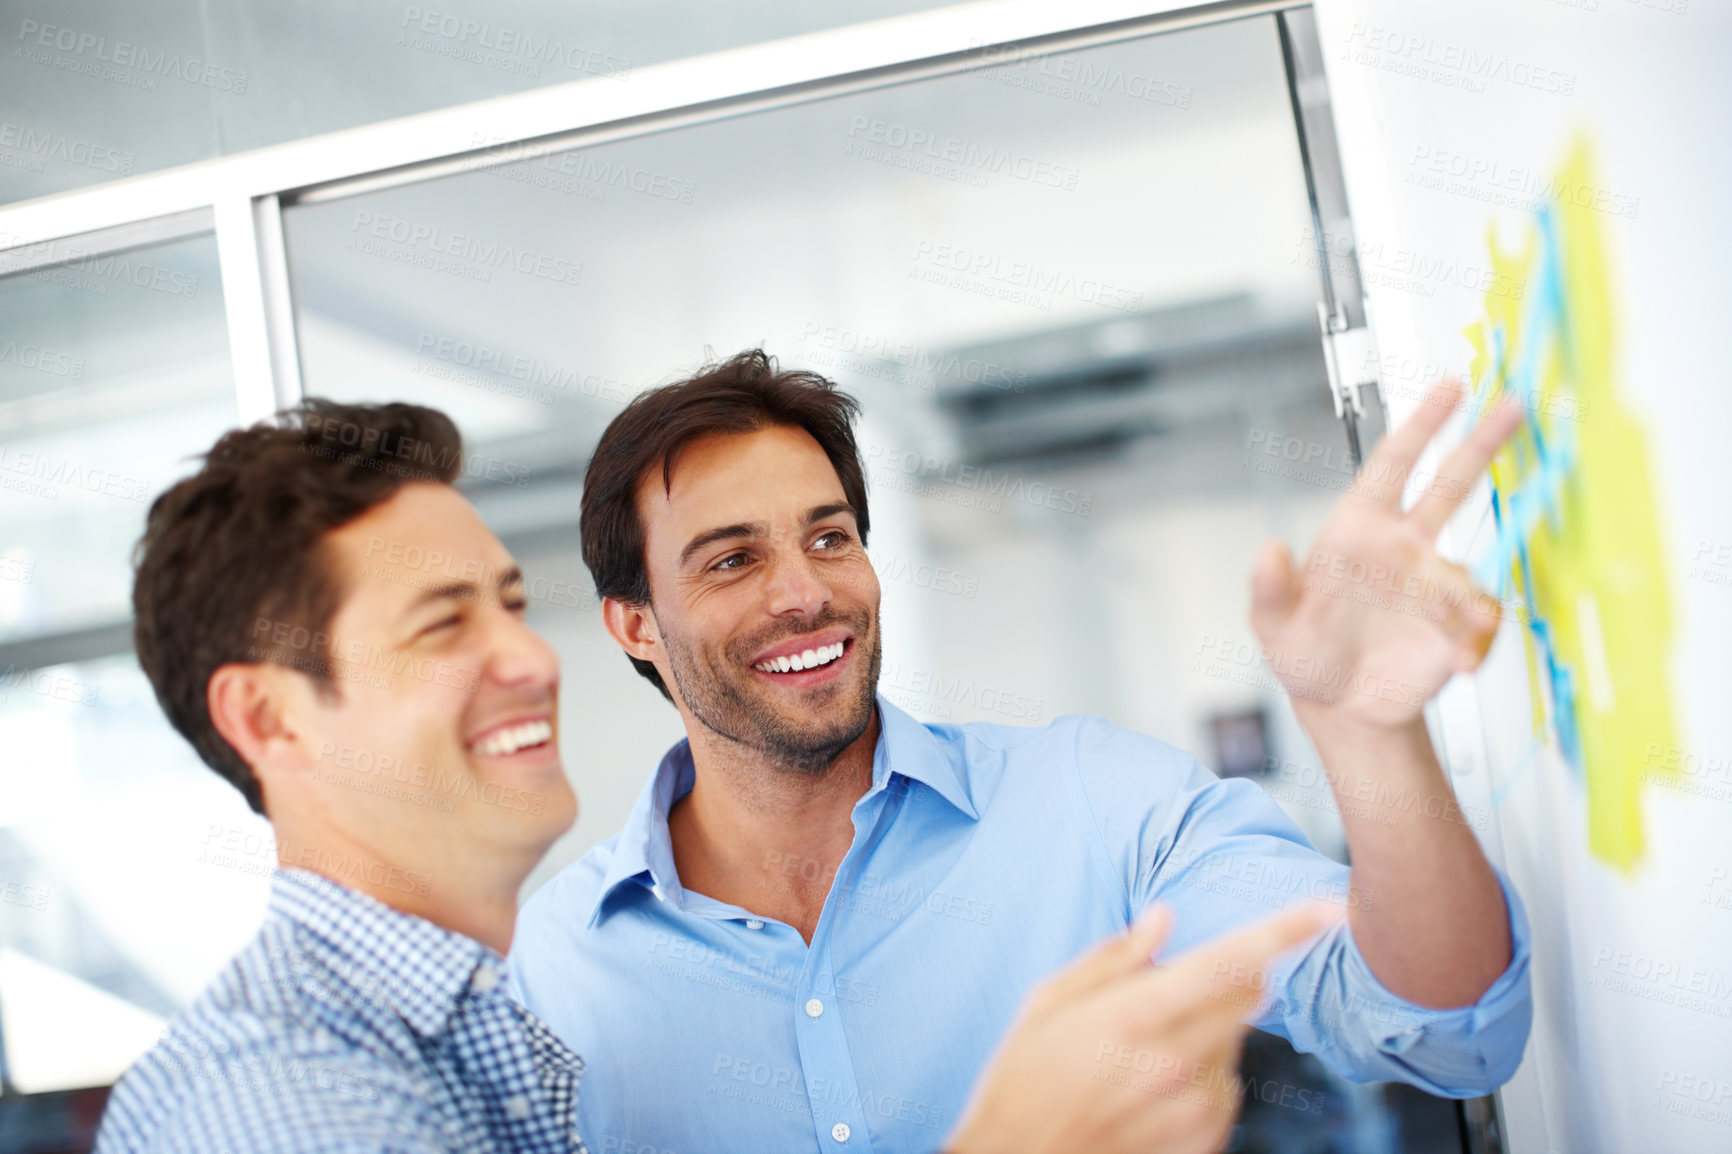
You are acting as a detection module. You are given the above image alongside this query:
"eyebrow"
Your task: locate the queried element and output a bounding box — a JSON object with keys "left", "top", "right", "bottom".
{"left": 397, "top": 565, "right": 524, "bottom": 622}
{"left": 678, "top": 503, "right": 857, "bottom": 567}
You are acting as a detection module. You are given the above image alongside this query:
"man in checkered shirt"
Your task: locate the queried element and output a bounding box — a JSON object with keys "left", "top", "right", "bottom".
{"left": 95, "top": 398, "right": 1338, "bottom": 1154}
{"left": 97, "top": 400, "right": 593, "bottom": 1154}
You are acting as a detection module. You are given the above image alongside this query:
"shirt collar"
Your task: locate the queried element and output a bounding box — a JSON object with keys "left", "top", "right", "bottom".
{"left": 268, "top": 867, "right": 491, "bottom": 1038}
{"left": 586, "top": 738, "right": 694, "bottom": 927}
{"left": 871, "top": 694, "right": 980, "bottom": 820}
{"left": 586, "top": 694, "right": 979, "bottom": 928}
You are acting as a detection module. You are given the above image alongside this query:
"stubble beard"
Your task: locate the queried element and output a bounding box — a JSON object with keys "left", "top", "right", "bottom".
{"left": 661, "top": 608, "right": 880, "bottom": 776}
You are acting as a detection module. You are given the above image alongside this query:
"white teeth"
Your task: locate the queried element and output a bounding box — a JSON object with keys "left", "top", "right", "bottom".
{"left": 475, "top": 719, "right": 552, "bottom": 756}
{"left": 754, "top": 642, "right": 846, "bottom": 674}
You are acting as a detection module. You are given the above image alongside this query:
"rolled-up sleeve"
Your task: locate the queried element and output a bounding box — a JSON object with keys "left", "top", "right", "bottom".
{"left": 1067, "top": 716, "right": 1532, "bottom": 1097}
{"left": 1271, "top": 866, "right": 1532, "bottom": 1096}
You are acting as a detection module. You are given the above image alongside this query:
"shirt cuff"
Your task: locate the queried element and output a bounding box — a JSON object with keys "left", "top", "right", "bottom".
{"left": 1277, "top": 864, "right": 1533, "bottom": 1097}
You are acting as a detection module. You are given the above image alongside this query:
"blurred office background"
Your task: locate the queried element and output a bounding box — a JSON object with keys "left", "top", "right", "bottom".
{"left": 0, "top": 2, "right": 1474, "bottom": 1151}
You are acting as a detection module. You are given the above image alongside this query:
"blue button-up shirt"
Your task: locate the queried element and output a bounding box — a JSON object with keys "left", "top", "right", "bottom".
{"left": 510, "top": 698, "right": 1531, "bottom": 1154}
{"left": 97, "top": 868, "right": 588, "bottom": 1154}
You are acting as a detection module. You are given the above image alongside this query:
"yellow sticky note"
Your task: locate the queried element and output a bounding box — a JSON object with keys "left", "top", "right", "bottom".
{"left": 1464, "top": 139, "right": 1678, "bottom": 871}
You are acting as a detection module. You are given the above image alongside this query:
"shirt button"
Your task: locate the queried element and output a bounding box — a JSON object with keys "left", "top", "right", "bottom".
{"left": 805, "top": 998, "right": 825, "bottom": 1018}
{"left": 471, "top": 966, "right": 500, "bottom": 993}
{"left": 745, "top": 919, "right": 765, "bottom": 930}
{"left": 504, "top": 1094, "right": 531, "bottom": 1121}
{"left": 831, "top": 1122, "right": 851, "bottom": 1143}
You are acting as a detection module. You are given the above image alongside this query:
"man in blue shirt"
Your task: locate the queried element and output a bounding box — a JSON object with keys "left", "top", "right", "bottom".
{"left": 97, "top": 396, "right": 1337, "bottom": 1154}
{"left": 510, "top": 349, "right": 1535, "bottom": 1154}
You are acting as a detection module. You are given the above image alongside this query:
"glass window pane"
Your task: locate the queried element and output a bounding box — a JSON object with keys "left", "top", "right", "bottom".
{"left": 283, "top": 18, "right": 1335, "bottom": 869}
{"left": 0, "top": 233, "right": 230, "bottom": 642}
{"left": 0, "top": 0, "right": 222, "bottom": 204}
{"left": 0, "top": 231, "right": 271, "bottom": 1096}
{"left": 205, "top": 0, "right": 974, "bottom": 153}
{"left": 1, "top": 0, "right": 973, "bottom": 205}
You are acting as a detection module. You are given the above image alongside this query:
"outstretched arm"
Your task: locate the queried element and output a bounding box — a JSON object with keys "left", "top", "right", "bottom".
{"left": 1248, "top": 378, "right": 1524, "bottom": 1008}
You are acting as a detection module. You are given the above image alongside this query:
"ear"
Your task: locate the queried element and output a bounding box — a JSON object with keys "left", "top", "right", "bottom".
{"left": 601, "top": 597, "right": 661, "bottom": 662}
{"left": 207, "top": 663, "right": 304, "bottom": 775}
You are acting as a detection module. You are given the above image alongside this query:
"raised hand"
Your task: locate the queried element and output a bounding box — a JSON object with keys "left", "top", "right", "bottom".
{"left": 1248, "top": 379, "right": 1525, "bottom": 733}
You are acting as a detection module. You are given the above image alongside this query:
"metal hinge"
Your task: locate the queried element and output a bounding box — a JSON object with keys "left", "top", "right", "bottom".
{"left": 1316, "top": 299, "right": 1380, "bottom": 468}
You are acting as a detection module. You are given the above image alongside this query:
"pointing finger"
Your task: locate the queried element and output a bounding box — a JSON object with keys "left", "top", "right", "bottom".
{"left": 1037, "top": 904, "right": 1174, "bottom": 1007}
{"left": 1118, "top": 901, "right": 1344, "bottom": 1036}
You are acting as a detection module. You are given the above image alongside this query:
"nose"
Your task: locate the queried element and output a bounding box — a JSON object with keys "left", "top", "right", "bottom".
{"left": 479, "top": 602, "right": 561, "bottom": 692}
{"left": 763, "top": 546, "right": 832, "bottom": 618}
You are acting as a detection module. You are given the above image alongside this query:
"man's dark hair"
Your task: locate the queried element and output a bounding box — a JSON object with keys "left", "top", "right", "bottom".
{"left": 580, "top": 349, "right": 870, "bottom": 701}
{"left": 132, "top": 398, "right": 464, "bottom": 816}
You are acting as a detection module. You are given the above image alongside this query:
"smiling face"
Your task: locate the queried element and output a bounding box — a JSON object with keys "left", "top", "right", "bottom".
{"left": 628, "top": 424, "right": 881, "bottom": 774}
{"left": 268, "top": 482, "right": 577, "bottom": 869}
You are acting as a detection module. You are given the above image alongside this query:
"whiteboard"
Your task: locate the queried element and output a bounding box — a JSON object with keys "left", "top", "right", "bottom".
{"left": 1312, "top": 2, "right": 1732, "bottom": 1150}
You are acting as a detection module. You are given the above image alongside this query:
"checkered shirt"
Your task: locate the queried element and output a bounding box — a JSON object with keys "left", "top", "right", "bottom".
{"left": 94, "top": 868, "right": 588, "bottom": 1154}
